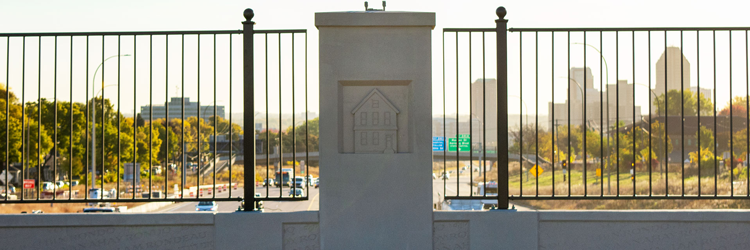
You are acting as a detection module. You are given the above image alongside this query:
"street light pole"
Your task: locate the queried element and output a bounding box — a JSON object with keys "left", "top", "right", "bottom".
{"left": 90, "top": 54, "right": 130, "bottom": 192}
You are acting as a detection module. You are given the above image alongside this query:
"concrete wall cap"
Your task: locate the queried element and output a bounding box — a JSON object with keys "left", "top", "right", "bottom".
{"left": 315, "top": 12, "right": 435, "bottom": 29}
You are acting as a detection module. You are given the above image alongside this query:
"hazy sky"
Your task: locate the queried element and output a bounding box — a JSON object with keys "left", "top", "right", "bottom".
{"left": 2, "top": 0, "right": 750, "bottom": 118}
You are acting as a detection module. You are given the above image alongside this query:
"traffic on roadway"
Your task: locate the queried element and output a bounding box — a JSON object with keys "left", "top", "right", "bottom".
{"left": 153, "top": 186, "right": 319, "bottom": 213}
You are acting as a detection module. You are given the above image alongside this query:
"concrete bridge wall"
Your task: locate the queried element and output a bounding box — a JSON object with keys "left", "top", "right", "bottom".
{"left": 5, "top": 210, "right": 750, "bottom": 249}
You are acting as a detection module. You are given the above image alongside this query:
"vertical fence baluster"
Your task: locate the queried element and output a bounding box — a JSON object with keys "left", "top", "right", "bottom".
{"left": 567, "top": 31, "right": 571, "bottom": 197}
{"left": 180, "top": 34, "right": 185, "bottom": 200}
{"left": 648, "top": 31, "right": 652, "bottom": 197}
{"left": 583, "top": 31, "right": 587, "bottom": 197}
{"left": 165, "top": 35, "right": 169, "bottom": 199}
{"left": 519, "top": 31, "right": 523, "bottom": 197}
{"left": 552, "top": 32, "right": 555, "bottom": 197}
{"left": 148, "top": 35, "right": 153, "bottom": 200}
{"left": 117, "top": 35, "right": 121, "bottom": 199}
{"left": 632, "top": 31, "right": 636, "bottom": 197}
{"left": 616, "top": 31, "right": 620, "bottom": 197}
{"left": 229, "top": 33, "right": 233, "bottom": 198}
{"left": 535, "top": 31, "right": 539, "bottom": 197}
{"left": 681, "top": 31, "right": 685, "bottom": 197}
{"left": 713, "top": 30, "right": 717, "bottom": 197}
{"left": 4, "top": 37, "right": 8, "bottom": 201}
{"left": 53, "top": 36, "right": 58, "bottom": 200}
{"left": 729, "top": 31, "right": 734, "bottom": 197}
{"left": 37, "top": 36, "right": 41, "bottom": 201}
{"left": 697, "top": 31, "right": 701, "bottom": 197}
{"left": 265, "top": 33, "right": 270, "bottom": 199}
{"left": 213, "top": 34, "right": 217, "bottom": 200}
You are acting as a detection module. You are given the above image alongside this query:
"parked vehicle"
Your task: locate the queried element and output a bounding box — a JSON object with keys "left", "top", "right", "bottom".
{"left": 288, "top": 189, "right": 304, "bottom": 197}
{"left": 88, "top": 188, "right": 109, "bottom": 199}
{"left": 195, "top": 201, "right": 218, "bottom": 211}
{"left": 0, "top": 193, "right": 17, "bottom": 200}
{"left": 294, "top": 176, "right": 306, "bottom": 188}
{"left": 83, "top": 207, "right": 116, "bottom": 213}
{"left": 263, "top": 179, "right": 275, "bottom": 187}
{"left": 314, "top": 179, "right": 319, "bottom": 188}
{"left": 41, "top": 182, "right": 55, "bottom": 191}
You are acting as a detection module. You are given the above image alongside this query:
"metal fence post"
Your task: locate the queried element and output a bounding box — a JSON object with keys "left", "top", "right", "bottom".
{"left": 242, "top": 8, "right": 257, "bottom": 211}
{"left": 496, "top": 6, "right": 509, "bottom": 209}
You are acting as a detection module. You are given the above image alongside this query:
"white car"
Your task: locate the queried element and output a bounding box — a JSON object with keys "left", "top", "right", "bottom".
{"left": 195, "top": 201, "right": 218, "bottom": 211}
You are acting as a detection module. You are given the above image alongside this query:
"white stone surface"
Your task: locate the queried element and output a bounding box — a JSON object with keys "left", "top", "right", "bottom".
{"left": 5, "top": 210, "right": 750, "bottom": 249}
{"left": 214, "top": 211, "right": 319, "bottom": 249}
{"left": 317, "top": 11, "right": 435, "bottom": 250}
{"left": 434, "top": 211, "right": 539, "bottom": 250}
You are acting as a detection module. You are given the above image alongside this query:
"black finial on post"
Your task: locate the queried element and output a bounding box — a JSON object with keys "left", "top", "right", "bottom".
{"left": 382, "top": 1, "right": 386, "bottom": 11}
{"left": 365, "top": 1, "right": 369, "bottom": 10}
{"left": 243, "top": 8, "right": 255, "bottom": 24}
{"left": 496, "top": 6, "right": 507, "bottom": 20}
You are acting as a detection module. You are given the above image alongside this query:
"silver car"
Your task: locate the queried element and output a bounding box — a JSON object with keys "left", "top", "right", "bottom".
{"left": 195, "top": 201, "right": 218, "bottom": 211}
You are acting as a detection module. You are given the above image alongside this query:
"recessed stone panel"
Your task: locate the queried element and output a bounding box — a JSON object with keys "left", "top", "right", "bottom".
{"left": 282, "top": 223, "right": 320, "bottom": 250}
{"left": 433, "top": 221, "right": 470, "bottom": 250}
{"left": 340, "top": 80, "right": 412, "bottom": 153}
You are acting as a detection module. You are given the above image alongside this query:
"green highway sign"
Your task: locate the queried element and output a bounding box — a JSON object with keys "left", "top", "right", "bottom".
{"left": 448, "top": 134, "right": 471, "bottom": 152}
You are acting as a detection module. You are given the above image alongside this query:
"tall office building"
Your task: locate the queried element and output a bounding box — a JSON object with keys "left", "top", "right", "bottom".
{"left": 570, "top": 67, "right": 594, "bottom": 103}
{"left": 549, "top": 68, "right": 641, "bottom": 130}
{"left": 650, "top": 46, "right": 711, "bottom": 113}
{"left": 140, "top": 97, "right": 225, "bottom": 121}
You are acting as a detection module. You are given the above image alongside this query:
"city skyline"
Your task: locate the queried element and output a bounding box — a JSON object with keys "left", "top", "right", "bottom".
{"left": 3, "top": 1, "right": 750, "bottom": 118}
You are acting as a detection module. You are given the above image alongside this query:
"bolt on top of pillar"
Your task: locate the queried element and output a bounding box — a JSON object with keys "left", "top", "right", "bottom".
{"left": 364, "top": 1, "right": 386, "bottom": 11}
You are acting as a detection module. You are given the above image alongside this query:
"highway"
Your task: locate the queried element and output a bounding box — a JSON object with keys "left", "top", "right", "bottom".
{"left": 150, "top": 171, "right": 493, "bottom": 213}
{"left": 154, "top": 186, "right": 320, "bottom": 213}
{"left": 433, "top": 171, "right": 478, "bottom": 204}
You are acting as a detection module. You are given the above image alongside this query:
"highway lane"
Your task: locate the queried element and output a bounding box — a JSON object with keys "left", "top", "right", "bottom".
{"left": 154, "top": 186, "right": 319, "bottom": 213}
{"left": 433, "top": 171, "right": 476, "bottom": 204}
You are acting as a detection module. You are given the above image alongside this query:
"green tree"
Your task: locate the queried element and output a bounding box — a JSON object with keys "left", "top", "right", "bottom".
{"left": 731, "top": 128, "right": 747, "bottom": 160}
{"left": 154, "top": 119, "right": 180, "bottom": 165}
{"left": 651, "top": 121, "right": 673, "bottom": 172}
{"left": 23, "top": 103, "right": 55, "bottom": 169}
{"left": 257, "top": 129, "right": 279, "bottom": 154}
{"left": 184, "top": 117, "right": 213, "bottom": 156}
{"left": 0, "top": 84, "right": 23, "bottom": 166}
{"left": 697, "top": 125, "right": 715, "bottom": 152}
{"left": 209, "top": 115, "right": 243, "bottom": 141}
{"left": 281, "top": 118, "right": 320, "bottom": 153}
{"left": 134, "top": 122, "right": 162, "bottom": 172}
{"left": 653, "top": 89, "right": 713, "bottom": 116}
{"left": 0, "top": 111, "right": 22, "bottom": 165}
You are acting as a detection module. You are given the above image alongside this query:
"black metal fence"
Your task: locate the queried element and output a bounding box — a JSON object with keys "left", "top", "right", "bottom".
{"left": 0, "top": 9, "right": 308, "bottom": 211}
{"left": 441, "top": 7, "right": 750, "bottom": 209}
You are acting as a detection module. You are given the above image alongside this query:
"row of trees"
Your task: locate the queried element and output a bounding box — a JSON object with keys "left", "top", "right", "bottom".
{"left": 511, "top": 89, "right": 750, "bottom": 173}
{"left": 256, "top": 117, "right": 320, "bottom": 154}
{"left": 0, "top": 84, "right": 246, "bottom": 181}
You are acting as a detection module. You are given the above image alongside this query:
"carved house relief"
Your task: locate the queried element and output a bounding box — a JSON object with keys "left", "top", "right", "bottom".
{"left": 352, "top": 89, "right": 399, "bottom": 153}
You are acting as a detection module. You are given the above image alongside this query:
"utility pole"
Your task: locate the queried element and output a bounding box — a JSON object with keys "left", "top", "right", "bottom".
{"left": 554, "top": 119, "right": 561, "bottom": 169}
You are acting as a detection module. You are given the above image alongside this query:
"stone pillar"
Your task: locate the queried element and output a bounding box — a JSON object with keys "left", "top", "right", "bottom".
{"left": 316, "top": 11, "right": 435, "bottom": 249}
